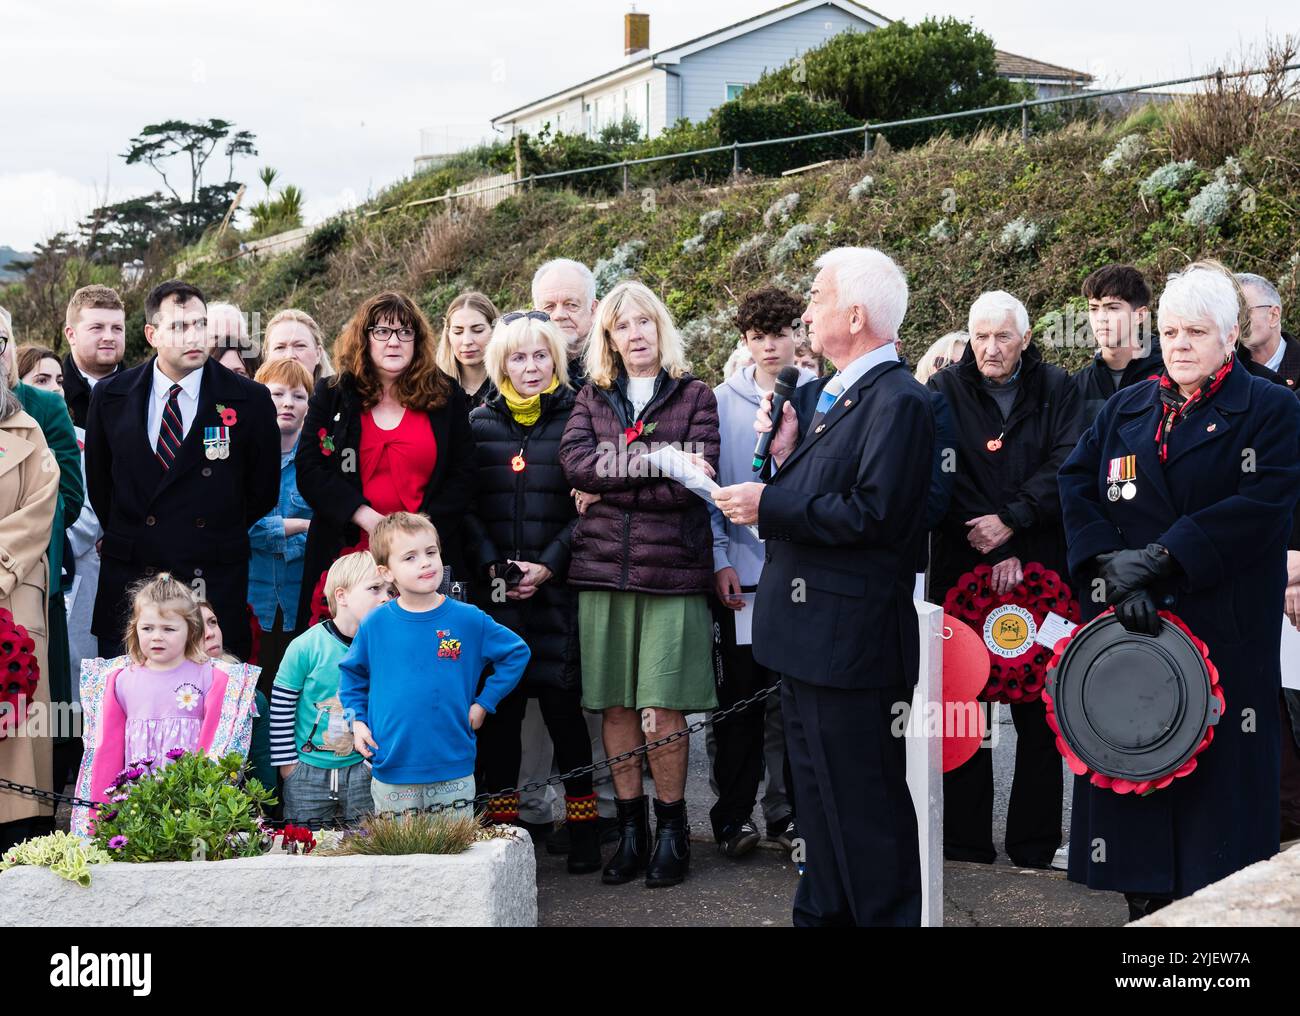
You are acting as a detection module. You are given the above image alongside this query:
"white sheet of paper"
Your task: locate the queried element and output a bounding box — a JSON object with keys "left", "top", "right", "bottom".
{"left": 1280, "top": 615, "right": 1300, "bottom": 691}
{"left": 642, "top": 444, "right": 760, "bottom": 539}
{"left": 734, "top": 593, "right": 756, "bottom": 646}
{"left": 1035, "top": 611, "right": 1078, "bottom": 650}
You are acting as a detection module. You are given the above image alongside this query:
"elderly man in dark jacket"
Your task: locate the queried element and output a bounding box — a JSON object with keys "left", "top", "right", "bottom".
{"left": 716, "top": 246, "right": 935, "bottom": 926}
{"left": 928, "top": 290, "right": 1082, "bottom": 869}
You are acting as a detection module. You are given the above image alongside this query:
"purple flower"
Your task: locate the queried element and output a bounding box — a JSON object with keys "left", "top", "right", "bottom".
{"left": 101, "top": 809, "right": 119, "bottom": 821}
{"left": 166, "top": 747, "right": 186, "bottom": 761}
{"left": 110, "top": 793, "right": 129, "bottom": 803}
{"left": 107, "top": 835, "right": 128, "bottom": 850}
{"left": 124, "top": 767, "right": 145, "bottom": 782}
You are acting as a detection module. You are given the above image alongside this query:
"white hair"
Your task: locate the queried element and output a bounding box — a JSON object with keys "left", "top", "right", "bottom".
{"left": 723, "top": 339, "right": 754, "bottom": 379}
{"left": 1159, "top": 266, "right": 1240, "bottom": 341}
{"left": 968, "top": 291, "right": 1030, "bottom": 336}
{"left": 813, "top": 247, "right": 908, "bottom": 340}
{"left": 531, "top": 258, "right": 596, "bottom": 307}
{"left": 1235, "top": 272, "right": 1281, "bottom": 308}
{"left": 207, "top": 302, "right": 249, "bottom": 342}
{"left": 0, "top": 305, "right": 10, "bottom": 334}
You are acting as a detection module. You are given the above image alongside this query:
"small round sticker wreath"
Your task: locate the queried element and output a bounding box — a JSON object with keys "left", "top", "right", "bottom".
{"left": 1042, "top": 608, "right": 1224, "bottom": 796}
{"left": 0, "top": 607, "right": 40, "bottom": 740}
{"left": 942, "top": 561, "right": 1079, "bottom": 704}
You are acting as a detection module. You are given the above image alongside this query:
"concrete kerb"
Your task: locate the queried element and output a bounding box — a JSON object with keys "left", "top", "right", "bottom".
{"left": 1132, "top": 843, "right": 1300, "bottom": 927}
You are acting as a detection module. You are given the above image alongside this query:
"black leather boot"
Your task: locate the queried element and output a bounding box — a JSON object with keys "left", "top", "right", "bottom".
{"left": 565, "top": 794, "right": 602, "bottom": 875}
{"left": 645, "top": 798, "right": 690, "bottom": 888}
{"left": 601, "top": 796, "right": 650, "bottom": 884}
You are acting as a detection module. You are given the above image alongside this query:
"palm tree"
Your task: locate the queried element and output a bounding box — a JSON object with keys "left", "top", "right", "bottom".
{"left": 258, "top": 166, "right": 278, "bottom": 198}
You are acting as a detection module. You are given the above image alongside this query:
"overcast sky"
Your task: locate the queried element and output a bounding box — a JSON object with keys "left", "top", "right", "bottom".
{"left": 2, "top": 0, "right": 1294, "bottom": 251}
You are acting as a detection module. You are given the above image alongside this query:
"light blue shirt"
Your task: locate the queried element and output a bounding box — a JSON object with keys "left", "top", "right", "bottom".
{"left": 820, "top": 342, "right": 901, "bottom": 412}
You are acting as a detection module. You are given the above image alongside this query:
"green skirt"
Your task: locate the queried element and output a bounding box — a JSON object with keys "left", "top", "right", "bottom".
{"left": 578, "top": 591, "right": 718, "bottom": 712}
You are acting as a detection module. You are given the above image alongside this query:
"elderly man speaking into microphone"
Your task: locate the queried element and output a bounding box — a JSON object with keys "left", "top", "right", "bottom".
{"left": 714, "top": 247, "right": 934, "bottom": 926}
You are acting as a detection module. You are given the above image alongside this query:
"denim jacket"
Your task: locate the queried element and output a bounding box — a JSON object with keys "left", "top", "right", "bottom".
{"left": 248, "top": 440, "right": 312, "bottom": 630}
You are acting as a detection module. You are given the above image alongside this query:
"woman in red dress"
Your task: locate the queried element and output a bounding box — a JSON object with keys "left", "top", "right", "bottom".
{"left": 295, "top": 291, "right": 476, "bottom": 628}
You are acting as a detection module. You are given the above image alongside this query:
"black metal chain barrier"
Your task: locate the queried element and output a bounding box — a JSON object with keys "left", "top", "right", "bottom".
{"left": 0, "top": 681, "right": 782, "bottom": 834}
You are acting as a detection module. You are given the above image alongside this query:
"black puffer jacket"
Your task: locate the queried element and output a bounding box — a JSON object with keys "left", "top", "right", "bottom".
{"left": 464, "top": 386, "right": 579, "bottom": 692}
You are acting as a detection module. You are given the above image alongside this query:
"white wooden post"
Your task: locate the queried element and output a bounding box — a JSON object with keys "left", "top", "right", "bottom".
{"left": 909, "top": 599, "right": 944, "bottom": 927}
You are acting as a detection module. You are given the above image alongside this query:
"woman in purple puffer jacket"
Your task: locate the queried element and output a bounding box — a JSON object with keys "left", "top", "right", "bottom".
{"left": 559, "top": 280, "right": 720, "bottom": 890}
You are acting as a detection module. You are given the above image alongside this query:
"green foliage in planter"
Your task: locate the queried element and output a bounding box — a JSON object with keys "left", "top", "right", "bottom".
{"left": 91, "top": 751, "right": 274, "bottom": 863}
{"left": 0, "top": 831, "right": 112, "bottom": 887}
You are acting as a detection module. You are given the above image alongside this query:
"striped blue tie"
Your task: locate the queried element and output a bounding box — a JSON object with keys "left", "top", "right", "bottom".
{"left": 809, "top": 374, "right": 845, "bottom": 432}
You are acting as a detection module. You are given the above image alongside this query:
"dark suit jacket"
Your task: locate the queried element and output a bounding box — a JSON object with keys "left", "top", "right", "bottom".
{"left": 61, "top": 353, "right": 123, "bottom": 430}
{"left": 752, "top": 358, "right": 934, "bottom": 689}
{"left": 84, "top": 357, "right": 280, "bottom": 657}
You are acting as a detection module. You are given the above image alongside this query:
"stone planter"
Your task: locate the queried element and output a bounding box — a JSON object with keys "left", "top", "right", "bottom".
{"left": 0, "top": 836, "right": 537, "bottom": 927}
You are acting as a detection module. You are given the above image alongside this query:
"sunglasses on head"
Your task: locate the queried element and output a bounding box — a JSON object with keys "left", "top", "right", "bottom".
{"left": 501, "top": 310, "right": 551, "bottom": 324}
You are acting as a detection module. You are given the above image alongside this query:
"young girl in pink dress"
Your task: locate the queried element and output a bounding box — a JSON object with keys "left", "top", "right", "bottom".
{"left": 72, "top": 576, "right": 261, "bottom": 836}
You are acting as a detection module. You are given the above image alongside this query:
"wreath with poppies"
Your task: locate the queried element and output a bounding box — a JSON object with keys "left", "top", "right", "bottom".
{"left": 0, "top": 608, "right": 39, "bottom": 740}
{"left": 1042, "top": 608, "right": 1223, "bottom": 796}
{"left": 942, "top": 561, "right": 1079, "bottom": 704}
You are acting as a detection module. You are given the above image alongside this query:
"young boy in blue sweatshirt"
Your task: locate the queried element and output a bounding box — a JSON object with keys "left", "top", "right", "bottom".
{"left": 340, "top": 511, "right": 530, "bottom": 815}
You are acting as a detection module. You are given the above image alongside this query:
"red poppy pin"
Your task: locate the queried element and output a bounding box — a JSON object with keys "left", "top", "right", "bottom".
{"left": 623, "top": 420, "right": 657, "bottom": 443}
{"left": 216, "top": 403, "right": 238, "bottom": 427}
{"left": 318, "top": 427, "right": 336, "bottom": 457}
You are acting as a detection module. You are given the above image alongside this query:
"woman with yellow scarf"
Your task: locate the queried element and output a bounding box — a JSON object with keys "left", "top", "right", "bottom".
{"left": 464, "top": 311, "right": 601, "bottom": 874}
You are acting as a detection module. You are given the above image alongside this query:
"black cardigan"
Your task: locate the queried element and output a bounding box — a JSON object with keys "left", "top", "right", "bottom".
{"left": 293, "top": 371, "right": 477, "bottom": 629}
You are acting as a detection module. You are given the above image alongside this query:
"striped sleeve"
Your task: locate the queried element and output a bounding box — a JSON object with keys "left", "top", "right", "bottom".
{"left": 269, "top": 684, "right": 301, "bottom": 766}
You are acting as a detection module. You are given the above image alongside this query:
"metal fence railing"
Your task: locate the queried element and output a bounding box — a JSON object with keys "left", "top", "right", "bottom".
{"left": 365, "top": 62, "right": 1299, "bottom": 219}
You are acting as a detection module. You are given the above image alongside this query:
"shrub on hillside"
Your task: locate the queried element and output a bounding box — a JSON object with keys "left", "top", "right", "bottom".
{"left": 744, "top": 17, "right": 1029, "bottom": 146}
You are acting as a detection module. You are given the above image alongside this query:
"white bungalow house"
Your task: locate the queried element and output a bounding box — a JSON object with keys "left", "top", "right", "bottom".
{"left": 489, "top": 1, "right": 1093, "bottom": 141}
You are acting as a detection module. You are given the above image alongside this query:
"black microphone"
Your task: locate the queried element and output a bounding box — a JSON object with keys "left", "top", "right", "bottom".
{"left": 752, "top": 365, "right": 801, "bottom": 472}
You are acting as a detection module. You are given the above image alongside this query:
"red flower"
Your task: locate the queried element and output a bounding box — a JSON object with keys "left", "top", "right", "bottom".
{"left": 623, "top": 420, "right": 645, "bottom": 443}
{"left": 216, "top": 403, "right": 238, "bottom": 427}
{"left": 0, "top": 607, "right": 38, "bottom": 741}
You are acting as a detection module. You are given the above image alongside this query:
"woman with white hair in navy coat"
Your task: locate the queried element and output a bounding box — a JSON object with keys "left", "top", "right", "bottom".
{"left": 1059, "top": 260, "right": 1300, "bottom": 920}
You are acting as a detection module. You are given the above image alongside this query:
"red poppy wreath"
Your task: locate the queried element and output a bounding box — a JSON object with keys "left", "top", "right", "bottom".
{"left": 942, "top": 561, "right": 1079, "bottom": 705}
{"left": 0, "top": 607, "right": 40, "bottom": 740}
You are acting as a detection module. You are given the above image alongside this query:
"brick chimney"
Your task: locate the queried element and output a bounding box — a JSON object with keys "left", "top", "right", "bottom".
{"left": 625, "top": 8, "right": 649, "bottom": 57}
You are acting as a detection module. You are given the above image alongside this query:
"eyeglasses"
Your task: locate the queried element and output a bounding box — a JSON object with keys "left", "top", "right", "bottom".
{"left": 0, "top": 335, "right": 8, "bottom": 355}
{"left": 368, "top": 325, "right": 416, "bottom": 343}
{"left": 501, "top": 310, "right": 551, "bottom": 324}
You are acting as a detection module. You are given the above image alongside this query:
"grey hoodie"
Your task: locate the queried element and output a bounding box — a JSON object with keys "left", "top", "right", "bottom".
{"left": 710, "top": 363, "right": 820, "bottom": 586}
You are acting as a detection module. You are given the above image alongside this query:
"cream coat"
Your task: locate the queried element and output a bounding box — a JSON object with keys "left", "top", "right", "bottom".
{"left": 0, "top": 409, "right": 60, "bottom": 825}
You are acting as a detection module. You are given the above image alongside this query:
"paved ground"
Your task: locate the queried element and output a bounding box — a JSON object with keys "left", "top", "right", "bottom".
{"left": 534, "top": 707, "right": 1128, "bottom": 927}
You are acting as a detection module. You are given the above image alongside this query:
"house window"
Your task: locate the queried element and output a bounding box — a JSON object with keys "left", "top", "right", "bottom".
{"left": 726, "top": 82, "right": 751, "bottom": 102}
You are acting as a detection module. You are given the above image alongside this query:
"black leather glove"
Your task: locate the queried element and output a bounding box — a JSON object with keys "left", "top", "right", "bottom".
{"left": 1094, "top": 544, "right": 1177, "bottom": 604}
{"left": 1113, "top": 588, "right": 1161, "bottom": 636}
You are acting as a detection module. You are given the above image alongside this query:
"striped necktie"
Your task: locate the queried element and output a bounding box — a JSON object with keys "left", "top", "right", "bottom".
{"left": 155, "top": 383, "right": 184, "bottom": 469}
{"left": 808, "top": 374, "right": 845, "bottom": 432}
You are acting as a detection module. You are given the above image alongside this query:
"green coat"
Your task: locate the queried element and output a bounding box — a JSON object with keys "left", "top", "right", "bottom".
{"left": 14, "top": 382, "right": 83, "bottom": 577}
{"left": 14, "top": 382, "right": 84, "bottom": 715}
